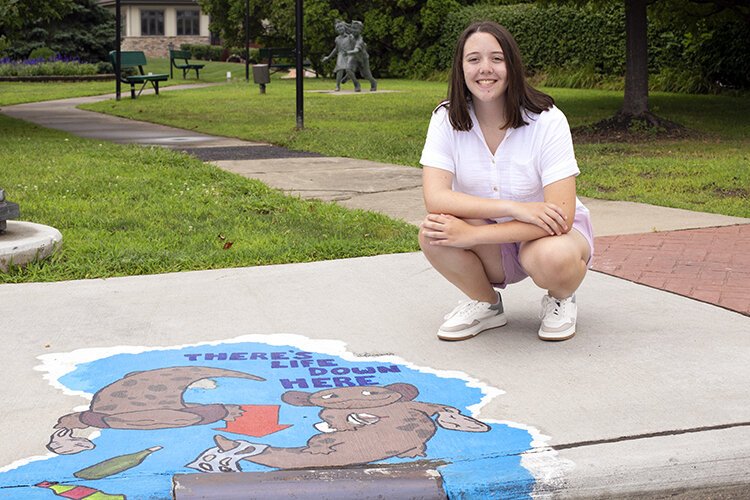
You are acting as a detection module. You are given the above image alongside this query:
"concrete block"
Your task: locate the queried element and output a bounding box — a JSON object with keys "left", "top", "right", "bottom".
{"left": 0, "top": 221, "right": 62, "bottom": 272}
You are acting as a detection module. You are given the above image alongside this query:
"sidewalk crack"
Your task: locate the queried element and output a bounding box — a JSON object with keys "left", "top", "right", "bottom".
{"left": 553, "top": 421, "right": 750, "bottom": 450}
{"left": 289, "top": 184, "right": 422, "bottom": 196}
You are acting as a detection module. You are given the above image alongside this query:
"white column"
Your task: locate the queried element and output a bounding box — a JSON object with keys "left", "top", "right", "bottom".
{"left": 200, "top": 13, "right": 210, "bottom": 37}
{"left": 131, "top": 6, "right": 141, "bottom": 37}
{"left": 165, "top": 7, "right": 176, "bottom": 37}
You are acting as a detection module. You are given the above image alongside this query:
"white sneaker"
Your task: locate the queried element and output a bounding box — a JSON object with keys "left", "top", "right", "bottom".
{"left": 538, "top": 294, "right": 577, "bottom": 341}
{"left": 437, "top": 293, "right": 507, "bottom": 341}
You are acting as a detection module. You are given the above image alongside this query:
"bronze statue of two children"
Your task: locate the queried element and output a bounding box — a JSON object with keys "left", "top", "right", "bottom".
{"left": 322, "top": 20, "right": 377, "bottom": 92}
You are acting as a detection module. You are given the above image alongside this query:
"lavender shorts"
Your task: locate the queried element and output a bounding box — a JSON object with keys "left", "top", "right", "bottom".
{"left": 492, "top": 208, "right": 595, "bottom": 289}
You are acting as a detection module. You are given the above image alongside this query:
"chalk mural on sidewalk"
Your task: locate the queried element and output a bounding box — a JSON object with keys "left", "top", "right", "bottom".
{"left": 47, "top": 366, "right": 265, "bottom": 455}
{"left": 187, "top": 383, "right": 490, "bottom": 472}
{"left": 0, "top": 334, "right": 568, "bottom": 499}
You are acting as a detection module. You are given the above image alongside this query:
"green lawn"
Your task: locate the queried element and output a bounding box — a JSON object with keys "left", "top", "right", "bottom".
{"left": 80, "top": 78, "right": 750, "bottom": 218}
{"left": 0, "top": 114, "right": 418, "bottom": 283}
{"left": 0, "top": 80, "right": 116, "bottom": 105}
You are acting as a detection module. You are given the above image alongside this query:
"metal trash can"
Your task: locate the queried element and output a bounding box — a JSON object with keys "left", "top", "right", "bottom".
{"left": 252, "top": 64, "right": 270, "bottom": 93}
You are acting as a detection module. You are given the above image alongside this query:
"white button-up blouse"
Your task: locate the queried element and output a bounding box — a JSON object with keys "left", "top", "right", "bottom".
{"left": 420, "top": 103, "right": 589, "bottom": 223}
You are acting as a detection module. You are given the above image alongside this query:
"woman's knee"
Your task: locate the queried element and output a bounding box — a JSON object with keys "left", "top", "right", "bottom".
{"left": 520, "top": 237, "right": 584, "bottom": 281}
{"left": 419, "top": 225, "right": 455, "bottom": 263}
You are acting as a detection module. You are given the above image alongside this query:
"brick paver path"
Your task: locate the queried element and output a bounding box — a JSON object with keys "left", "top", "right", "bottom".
{"left": 592, "top": 224, "right": 750, "bottom": 316}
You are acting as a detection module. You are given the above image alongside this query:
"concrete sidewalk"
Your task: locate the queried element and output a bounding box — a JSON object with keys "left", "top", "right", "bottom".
{"left": 1, "top": 90, "right": 749, "bottom": 499}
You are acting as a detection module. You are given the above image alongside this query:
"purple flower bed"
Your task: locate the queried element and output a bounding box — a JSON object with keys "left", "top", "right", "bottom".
{"left": 0, "top": 55, "right": 97, "bottom": 77}
{"left": 0, "top": 54, "right": 82, "bottom": 65}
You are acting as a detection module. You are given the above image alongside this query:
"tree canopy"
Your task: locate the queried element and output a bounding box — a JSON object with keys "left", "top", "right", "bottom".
{"left": 0, "top": 0, "right": 76, "bottom": 35}
{"left": 0, "top": 0, "right": 114, "bottom": 62}
{"left": 540, "top": 0, "right": 748, "bottom": 133}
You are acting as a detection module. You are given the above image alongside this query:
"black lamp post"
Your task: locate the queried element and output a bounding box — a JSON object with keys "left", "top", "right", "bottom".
{"left": 245, "top": 0, "right": 250, "bottom": 81}
{"left": 295, "top": 0, "right": 303, "bottom": 129}
{"left": 115, "top": 0, "right": 121, "bottom": 101}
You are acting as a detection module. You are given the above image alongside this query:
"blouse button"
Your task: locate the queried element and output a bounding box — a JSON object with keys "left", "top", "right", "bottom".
{"left": 492, "top": 186, "right": 498, "bottom": 192}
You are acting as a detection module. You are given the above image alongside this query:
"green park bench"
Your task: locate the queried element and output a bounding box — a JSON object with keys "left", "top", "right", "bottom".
{"left": 109, "top": 50, "right": 169, "bottom": 99}
{"left": 169, "top": 49, "right": 205, "bottom": 79}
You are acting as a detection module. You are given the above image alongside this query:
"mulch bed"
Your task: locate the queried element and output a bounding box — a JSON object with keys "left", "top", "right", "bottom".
{"left": 572, "top": 111, "right": 699, "bottom": 143}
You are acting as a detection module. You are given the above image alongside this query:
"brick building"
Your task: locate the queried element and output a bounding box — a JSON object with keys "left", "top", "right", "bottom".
{"left": 97, "top": 0, "right": 211, "bottom": 58}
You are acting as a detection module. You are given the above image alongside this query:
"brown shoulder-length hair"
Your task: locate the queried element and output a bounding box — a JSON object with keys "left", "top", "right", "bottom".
{"left": 444, "top": 21, "right": 554, "bottom": 131}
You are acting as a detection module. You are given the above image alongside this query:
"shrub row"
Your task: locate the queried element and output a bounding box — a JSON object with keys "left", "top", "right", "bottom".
{"left": 179, "top": 43, "right": 226, "bottom": 61}
{"left": 435, "top": 4, "right": 625, "bottom": 74}
{"left": 430, "top": 3, "right": 749, "bottom": 92}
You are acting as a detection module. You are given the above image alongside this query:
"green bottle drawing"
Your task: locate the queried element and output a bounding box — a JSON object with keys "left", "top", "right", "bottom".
{"left": 35, "top": 481, "right": 125, "bottom": 499}
{"left": 74, "top": 446, "right": 162, "bottom": 480}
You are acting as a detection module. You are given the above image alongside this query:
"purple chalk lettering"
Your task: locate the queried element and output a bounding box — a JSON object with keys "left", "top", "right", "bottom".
{"left": 203, "top": 353, "right": 228, "bottom": 361}
{"left": 279, "top": 378, "right": 309, "bottom": 389}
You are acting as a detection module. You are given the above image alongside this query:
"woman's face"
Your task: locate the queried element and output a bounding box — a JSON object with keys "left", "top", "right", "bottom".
{"left": 462, "top": 32, "right": 508, "bottom": 105}
{"left": 335, "top": 23, "right": 346, "bottom": 34}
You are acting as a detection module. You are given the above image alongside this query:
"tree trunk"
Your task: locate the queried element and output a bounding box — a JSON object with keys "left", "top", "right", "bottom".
{"left": 578, "top": 0, "right": 686, "bottom": 139}
{"left": 622, "top": 0, "right": 649, "bottom": 116}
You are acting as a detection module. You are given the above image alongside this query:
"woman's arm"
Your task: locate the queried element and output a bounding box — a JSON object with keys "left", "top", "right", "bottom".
{"left": 423, "top": 166, "right": 514, "bottom": 219}
{"left": 421, "top": 174, "right": 577, "bottom": 248}
{"left": 422, "top": 166, "right": 569, "bottom": 236}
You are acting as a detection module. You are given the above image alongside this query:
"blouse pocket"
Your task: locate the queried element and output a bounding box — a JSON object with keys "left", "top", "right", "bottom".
{"left": 504, "top": 158, "right": 543, "bottom": 201}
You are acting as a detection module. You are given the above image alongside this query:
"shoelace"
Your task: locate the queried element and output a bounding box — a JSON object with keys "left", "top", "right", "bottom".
{"left": 444, "top": 300, "right": 482, "bottom": 320}
{"left": 541, "top": 296, "right": 565, "bottom": 319}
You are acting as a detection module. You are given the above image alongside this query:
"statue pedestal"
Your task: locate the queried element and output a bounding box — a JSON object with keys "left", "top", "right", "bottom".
{"left": 0, "top": 221, "right": 63, "bottom": 272}
{"left": 0, "top": 193, "right": 20, "bottom": 232}
{"left": 306, "top": 89, "right": 399, "bottom": 95}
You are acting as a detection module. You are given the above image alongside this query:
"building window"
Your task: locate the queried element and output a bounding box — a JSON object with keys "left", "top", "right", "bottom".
{"left": 141, "top": 10, "right": 164, "bottom": 36}
{"left": 177, "top": 10, "right": 200, "bottom": 36}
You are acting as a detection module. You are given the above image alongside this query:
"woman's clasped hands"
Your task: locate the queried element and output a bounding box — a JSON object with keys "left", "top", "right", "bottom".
{"left": 420, "top": 214, "right": 479, "bottom": 248}
{"left": 420, "top": 200, "right": 568, "bottom": 248}
{"left": 509, "top": 201, "right": 568, "bottom": 235}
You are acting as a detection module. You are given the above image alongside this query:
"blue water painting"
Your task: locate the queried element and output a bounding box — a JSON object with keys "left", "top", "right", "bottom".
{"left": 0, "top": 335, "right": 553, "bottom": 499}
